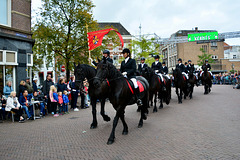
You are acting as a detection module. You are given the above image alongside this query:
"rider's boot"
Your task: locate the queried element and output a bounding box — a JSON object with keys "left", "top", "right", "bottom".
{"left": 134, "top": 87, "right": 143, "bottom": 106}
{"left": 162, "top": 83, "right": 167, "bottom": 92}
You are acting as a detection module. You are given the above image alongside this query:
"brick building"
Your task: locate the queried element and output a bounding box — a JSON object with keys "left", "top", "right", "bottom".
{"left": 98, "top": 22, "right": 132, "bottom": 67}
{"left": 160, "top": 27, "right": 225, "bottom": 73}
{"left": 0, "top": 0, "right": 34, "bottom": 94}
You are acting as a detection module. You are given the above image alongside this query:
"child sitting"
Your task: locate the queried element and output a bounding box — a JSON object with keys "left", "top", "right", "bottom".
{"left": 62, "top": 90, "right": 69, "bottom": 114}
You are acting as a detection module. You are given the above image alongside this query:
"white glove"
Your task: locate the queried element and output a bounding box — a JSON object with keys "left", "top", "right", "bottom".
{"left": 207, "top": 68, "right": 210, "bottom": 71}
{"left": 155, "top": 70, "right": 159, "bottom": 73}
{"left": 88, "top": 58, "right": 93, "bottom": 63}
{"left": 122, "top": 72, "right": 127, "bottom": 76}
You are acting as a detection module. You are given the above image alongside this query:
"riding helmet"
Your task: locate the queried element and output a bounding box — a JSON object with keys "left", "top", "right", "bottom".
{"left": 140, "top": 57, "right": 145, "bottom": 61}
{"left": 122, "top": 48, "right": 131, "bottom": 55}
{"left": 205, "top": 59, "right": 208, "bottom": 62}
{"left": 188, "top": 60, "right": 192, "bottom": 62}
{"left": 162, "top": 61, "right": 166, "bottom": 64}
{"left": 154, "top": 55, "right": 160, "bottom": 59}
{"left": 178, "top": 58, "right": 182, "bottom": 62}
{"left": 103, "top": 49, "right": 110, "bottom": 55}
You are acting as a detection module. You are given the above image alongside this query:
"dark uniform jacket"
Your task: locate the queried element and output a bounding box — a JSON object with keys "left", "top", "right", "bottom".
{"left": 162, "top": 66, "right": 168, "bottom": 74}
{"left": 151, "top": 61, "right": 162, "bottom": 73}
{"left": 138, "top": 63, "right": 148, "bottom": 73}
{"left": 202, "top": 63, "right": 211, "bottom": 71}
{"left": 176, "top": 63, "right": 185, "bottom": 72}
{"left": 120, "top": 58, "right": 136, "bottom": 78}
{"left": 93, "top": 57, "right": 113, "bottom": 66}
{"left": 187, "top": 64, "right": 195, "bottom": 72}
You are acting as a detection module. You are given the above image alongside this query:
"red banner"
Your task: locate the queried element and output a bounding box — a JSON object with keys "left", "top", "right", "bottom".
{"left": 87, "top": 28, "right": 124, "bottom": 51}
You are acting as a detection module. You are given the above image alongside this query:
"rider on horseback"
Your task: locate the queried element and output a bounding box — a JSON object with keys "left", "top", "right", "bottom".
{"left": 120, "top": 48, "right": 143, "bottom": 106}
{"left": 151, "top": 55, "right": 166, "bottom": 91}
{"left": 176, "top": 58, "right": 191, "bottom": 87}
{"left": 90, "top": 49, "right": 113, "bottom": 66}
{"left": 200, "top": 59, "right": 213, "bottom": 79}
{"left": 187, "top": 60, "right": 200, "bottom": 86}
{"left": 138, "top": 57, "right": 148, "bottom": 74}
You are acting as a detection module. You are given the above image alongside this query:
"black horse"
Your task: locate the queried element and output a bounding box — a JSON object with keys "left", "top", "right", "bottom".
{"left": 201, "top": 64, "right": 212, "bottom": 94}
{"left": 74, "top": 64, "right": 111, "bottom": 129}
{"left": 93, "top": 59, "right": 149, "bottom": 145}
{"left": 188, "top": 65, "right": 197, "bottom": 99}
{"left": 142, "top": 67, "right": 171, "bottom": 112}
{"left": 172, "top": 68, "right": 189, "bottom": 103}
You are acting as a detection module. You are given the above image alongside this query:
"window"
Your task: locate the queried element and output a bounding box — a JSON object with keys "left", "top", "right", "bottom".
{"left": 211, "top": 41, "right": 218, "bottom": 49}
{"left": 202, "top": 45, "right": 208, "bottom": 52}
{"left": 27, "top": 53, "right": 33, "bottom": 66}
{"left": 0, "top": 50, "right": 18, "bottom": 65}
{"left": 211, "top": 55, "right": 218, "bottom": 59}
{"left": 0, "top": 0, "right": 11, "bottom": 26}
{"left": 0, "top": 51, "right": 3, "bottom": 62}
{"left": 233, "top": 55, "right": 236, "bottom": 59}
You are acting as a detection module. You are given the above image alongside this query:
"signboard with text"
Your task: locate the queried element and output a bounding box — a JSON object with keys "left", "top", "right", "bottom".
{"left": 188, "top": 32, "right": 218, "bottom": 42}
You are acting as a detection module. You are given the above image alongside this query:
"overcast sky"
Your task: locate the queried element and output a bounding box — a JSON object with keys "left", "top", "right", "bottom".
{"left": 32, "top": 0, "right": 240, "bottom": 45}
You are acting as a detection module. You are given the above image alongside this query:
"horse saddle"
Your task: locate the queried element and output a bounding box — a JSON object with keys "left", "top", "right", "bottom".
{"left": 125, "top": 79, "right": 144, "bottom": 94}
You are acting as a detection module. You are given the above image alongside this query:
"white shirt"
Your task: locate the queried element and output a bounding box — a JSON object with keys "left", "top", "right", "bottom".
{"left": 155, "top": 61, "right": 159, "bottom": 65}
{"left": 125, "top": 57, "right": 129, "bottom": 63}
{"left": 141, "top": 63, "right": 145, "bottom": 68}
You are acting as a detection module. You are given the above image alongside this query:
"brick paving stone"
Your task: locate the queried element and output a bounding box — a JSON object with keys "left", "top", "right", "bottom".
{"left": 0, "top": 85, "right": 240, "bottom": 160}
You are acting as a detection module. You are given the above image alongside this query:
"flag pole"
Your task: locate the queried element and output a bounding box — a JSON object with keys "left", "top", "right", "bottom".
{"left": 86, "top": 24, "right": 91, "bottom": 64}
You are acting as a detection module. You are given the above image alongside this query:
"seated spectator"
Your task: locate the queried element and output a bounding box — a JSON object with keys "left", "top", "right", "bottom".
{"left": 19, "top": 90, "right": 34, "bottom": 120}
{"left": 62, "top": 90, "right": 69, "bottom": 114}
{"left": 49, "top": 85, "right": 59, "bottom": 117}
{"left": 3, "top": 81, "right": 14, "bottom": 98}
{"left": 0, "top": 92, "right": 7, "bottom": 121}
{"left": 6, "top": 91, "right": 25, "bottom": 123}
{"left": 33, "top": 91, "right": 45, "bottom": 117}
{"left": 32, "top": 78, "right": 38, "bottom": 92}
{"left": 19, "top": 80, "right": 27, "bottom": 97}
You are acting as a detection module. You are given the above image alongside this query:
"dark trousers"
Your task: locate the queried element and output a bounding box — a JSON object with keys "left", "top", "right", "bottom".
{"left": 80, "top": 92, "right": 85, "bottom": 108}
{"left": 11, "top": 108, "right": 23, "bottom": 120}
{"left": 47, "top": 95, "right": 51, "bottom": 114}
{"left": 71, "top": 91, "right": 78, "bottom": 109}
{"left": 51, "top": 102, "right": 57, "bottom": 114}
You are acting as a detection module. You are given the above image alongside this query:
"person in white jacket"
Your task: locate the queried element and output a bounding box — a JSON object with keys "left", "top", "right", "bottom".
{"left": 6, "top": 91, "right": 25, "bottom": 123}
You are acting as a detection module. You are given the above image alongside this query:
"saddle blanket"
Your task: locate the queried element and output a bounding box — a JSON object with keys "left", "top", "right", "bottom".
{"left": 126, "top": 79, "right": 144, "bottom": 94}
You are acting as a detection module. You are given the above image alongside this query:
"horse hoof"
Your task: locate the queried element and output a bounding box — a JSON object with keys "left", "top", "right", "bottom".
{"left": 153, "top": 109, "right": 157, "bottom": 113}
{"left": 138, "top": 124, "right": 143, "bottom": 128}
{"left": 122, "top": 131, "right": 128, "bottom": 135}
{"left": 159, "top": 105, "right": 163, "bottom": 109}
{"left": 90, "top": 125, "right": 97, "bottom": 129}
{"left": 136, "top": 109, "right": 141, "bottom": 112}
{"left": 103, "top": 116, "right": 111, "bottom": 122}
{"left": 107, "top": 139, "right": 114, "bottom": 145}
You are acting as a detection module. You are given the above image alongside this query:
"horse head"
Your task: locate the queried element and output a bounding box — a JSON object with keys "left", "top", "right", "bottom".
{"left": 141, "top": 67, "right": 151, "bottom": 80}
{"left": 94, "top": 58, "right": 122, "bottom": 88}
{"left": 74, "top": 62, "right": 85, "bottom": 90}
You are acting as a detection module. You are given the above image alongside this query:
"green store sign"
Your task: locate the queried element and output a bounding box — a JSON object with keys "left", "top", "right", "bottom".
{"left": 188, "top": 32, "right": 218, "bottom": 42}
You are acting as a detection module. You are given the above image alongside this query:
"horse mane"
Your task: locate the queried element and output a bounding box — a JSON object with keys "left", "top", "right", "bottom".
{"left": 79, "top": 64, "right": 96, "bottom": 79}
{"left": 98, "top": 60, "right": 123, "bottom": 80}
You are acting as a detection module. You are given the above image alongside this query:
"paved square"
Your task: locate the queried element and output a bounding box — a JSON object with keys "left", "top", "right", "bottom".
{"left": 0, "top": 85, "right": 240, "bottom": 160}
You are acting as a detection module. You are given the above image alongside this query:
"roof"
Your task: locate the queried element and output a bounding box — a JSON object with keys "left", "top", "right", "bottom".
{"left": 171, "top": 28, "right": 217, "bottom": 38}
{"left": 98, "top": 22, "right": 131, "bottom": 36}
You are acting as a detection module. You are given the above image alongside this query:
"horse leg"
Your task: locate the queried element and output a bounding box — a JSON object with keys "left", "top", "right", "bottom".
{"left": 153, "top": 93, "right": 157, "bottom": 112}
{"left": 100, "top": 99, "right": 111, "bottom": 122}
{"left": 159, "top": 96, "right": 163, "bottom": 109}
{"left": 149, "top": 92, "right": 153, "bottom": 107}
{"left": 204, "top": 84, "right": 208, "bottom": 94}
{"left": 176, "top": 87, "right": 181, "bottom": 104}
{"left": 139, "top": 96, "right": 148, "bottom": 128}
{"left": 90, "top": 98, "right": 98, "bottom": 129}
{"left": 189, "top": 86, "right": 193, "bottom": 99}
{"left": 107, "top": 111, "right": 120, "bottom": 145}
{"left": 120, "top": 112, "right": 128, "bottom": 135}
{"left": 179, "top": 88, "right": 183, "bottom": 103}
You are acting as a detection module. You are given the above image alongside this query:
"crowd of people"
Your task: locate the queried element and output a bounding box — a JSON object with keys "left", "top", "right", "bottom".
{"left": 0, "top": 74, "right": 90, "bottom": 123}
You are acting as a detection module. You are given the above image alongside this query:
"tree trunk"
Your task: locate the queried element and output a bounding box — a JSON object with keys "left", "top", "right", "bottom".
{"left": 66, "top": 59, "right": 70, "bottom": 82}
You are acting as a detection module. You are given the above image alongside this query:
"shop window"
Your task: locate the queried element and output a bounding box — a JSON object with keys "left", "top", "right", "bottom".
{"left": 0, "top": 66, "right": 3, "bottom": 94}
{"left": 5, "top": 66, "right": 13, "bottom": 83}
{"left": 27, "top": 53, "right": 33, "bottom": 66}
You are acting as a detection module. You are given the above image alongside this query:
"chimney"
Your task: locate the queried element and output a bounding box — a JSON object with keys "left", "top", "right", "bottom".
{"left": 195, "top": 27, "right": 198, "bottom": 32}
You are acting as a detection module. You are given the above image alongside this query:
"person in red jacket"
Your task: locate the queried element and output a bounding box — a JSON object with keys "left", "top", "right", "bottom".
{"left": 58, "top": 92, "right": 63, "bottom": 115}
